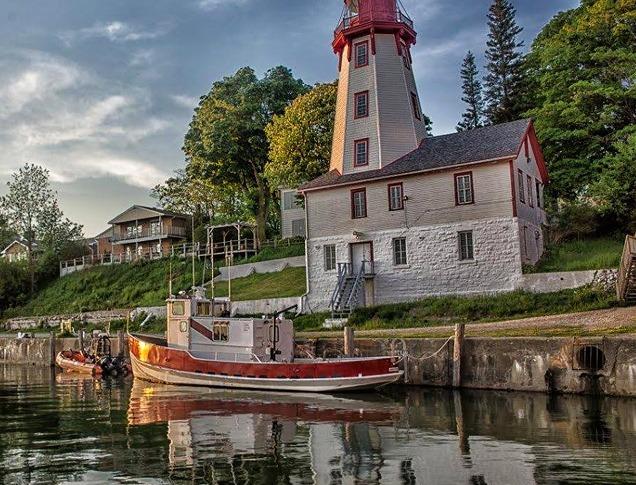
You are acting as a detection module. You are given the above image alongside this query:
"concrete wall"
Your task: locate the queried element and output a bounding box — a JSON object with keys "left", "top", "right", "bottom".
{"left": 306, "top": 217, "right": 522, "bottom": 311}
{"left": 306, "top": 335, "right": 636, "bottom": 397}
{"left": 0, "top": 334, "right": 128, "bottom": 366}
{"left": 231, "top": 297, "right": 303, "bottom": 317}
{"left": 2, "top": 309, "right": 130, "bottom": 331}
{"left": 215, "top": 256, "right": 306, "bottom": 282}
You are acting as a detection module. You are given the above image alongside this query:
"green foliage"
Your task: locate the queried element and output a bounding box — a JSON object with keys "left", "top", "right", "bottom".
{"left": 547, "top": 201, "right": 601, "bottom": 245}
{"left": 297, "top": 287, "right": 616, "bottom": 332}
{"left": 457, "top": 51, "right": 484, "bottom": 131}
{"left": 0, "top": 260, "right": 30, "bottom": 312}
{"left": 184, "top": 66, "right": 308, "bottom": 241}
{"left": 265, "top": 82, "right": 337, "bottom": 189}
{"left": 530, "top": 236, "right": 624, "bottom": 273}
{"left": 526, "top": 0, "right": 636, "bottom": 214}
{"left": 4, "top": 258, "right": 307, "bottom": 318}
{"left": 484, "top": 0, "right": 527, "bottom": 124}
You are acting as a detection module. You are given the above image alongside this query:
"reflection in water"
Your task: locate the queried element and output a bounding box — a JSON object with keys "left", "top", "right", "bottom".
{"left": 0, "top": 365, "right": 636, "bottom": 484}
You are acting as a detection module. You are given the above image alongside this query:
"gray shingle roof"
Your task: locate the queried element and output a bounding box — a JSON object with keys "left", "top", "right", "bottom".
{"left": 300, "top": 119, "right": 531, "bottom": 191}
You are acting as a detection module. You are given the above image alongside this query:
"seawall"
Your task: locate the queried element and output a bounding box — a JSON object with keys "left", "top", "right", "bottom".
{"left": 300, "top": 335, "right": 636, "bottom": 397}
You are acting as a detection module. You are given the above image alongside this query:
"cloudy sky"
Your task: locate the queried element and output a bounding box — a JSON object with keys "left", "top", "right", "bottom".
{"left": 0, "top": 0, "right": 577, "bottom": 236}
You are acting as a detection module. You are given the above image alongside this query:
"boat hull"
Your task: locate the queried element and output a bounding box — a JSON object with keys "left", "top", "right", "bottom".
{"left": 129, "top": 334, "right": 402, "bottom": 393}
{"left": 56, "top": 351, "right": 102, "bottom": 376}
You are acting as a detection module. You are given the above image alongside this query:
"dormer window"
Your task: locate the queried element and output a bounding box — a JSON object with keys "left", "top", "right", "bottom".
{"left": 355, "top": 41, "right": 369, "bottom": 68}
{"left": 354, "top": 138, "right": 369, "bottom": 166}
{"left": 354, "top": 91, "right": 369, "bottom": 118}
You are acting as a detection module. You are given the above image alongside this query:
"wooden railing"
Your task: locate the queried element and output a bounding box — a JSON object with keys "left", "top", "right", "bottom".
{"left": 112, "top": 226, "right": 187, "bottom": 242}
{"left": 617, "top": 235, "right": 636, "bottom": 302}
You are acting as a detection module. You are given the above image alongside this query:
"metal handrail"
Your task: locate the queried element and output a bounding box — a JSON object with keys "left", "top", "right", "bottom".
{"left": 330, "top": 263, "right": 351, "bottom": 311}
{"left": 345, "top": 260, "right": 368, "bottom": 311}
{"left": 335, "top": 8, "right": 413, "bottom": 35}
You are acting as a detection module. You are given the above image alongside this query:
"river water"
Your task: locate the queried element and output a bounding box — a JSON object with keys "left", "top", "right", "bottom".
{"left": 1, "top": 365, "right": 636, "bottom": 484}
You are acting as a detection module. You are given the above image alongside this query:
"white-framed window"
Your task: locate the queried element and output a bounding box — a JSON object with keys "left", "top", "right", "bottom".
{"left": 458, "top": 231, "right": 474, "bottom": 261}
{"left": 213, "top": 322, "right": 229, "bottom": 342}
{"left": 388, "top": 183, "right": 404, "bottom": 211}
{"left": 351, "top": 188, "right": 367, "bottom": 219}
{"left": 393, "top": 238, "right": 407, "bottom": 266}
{"left": 354, "top": 139, "right": 369, "bottom": 166}
{"left": 291, "top": 219, "right": 305, "bottom": 237}
{"left": 518, "top": 170, "right": 525, "bottom": 204}
{"left": 455, "top": 173, "right": 474, "bottom": 205}
{"left": 324, "top": 244, "right": 336, "bottom": 271}
{"left": 354, "top": 91, "right": 369, "bottom": 118}
{"left": 355, "top": 41, "right": 369, "bottom": 68}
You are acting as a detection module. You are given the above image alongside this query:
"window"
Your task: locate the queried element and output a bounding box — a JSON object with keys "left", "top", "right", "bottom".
{"left": 213, "top": 322, "right": 229, "bottom": 342}
{"left": 324, "top": 244, "right": 336, "bottom": 271}
{"left": 535, "top": 181, "right": 542, "bottom": 208}
{"left": 291, "top": 219, "right": 305, "bottom": 237}
{"left": 283, "top": 191, "right": 301, "bottom": 210}
{"left": 351, "top": 188, "right": 367, "bottom": 219}
{"left": 401, "top": 41, "right": 411, "bottom": 69}
{"left": 354, "top": 138, "right": 369, "bottom": 166}
{"left": 410, "top": 92, "right": 421, "bottom": 120}
{"left": 388, "top": 183, "right": 404, "bottom": 211}
{"left": 355, "top": 41, "right": 369, "bottom": 68}
{"left": 524, "top": 140, "right": 531, "bottom": 162}
{"left": 171, "top": 301, "right": 186, "bottom": 316}
{"left": 518, "top": 170, "right": 525, "bottom": 203}
{"left": 354, "top": 91, "right": 369, "bottom": 118}
{"left": 458, "top": 231, "right": 474, "bottom": 261}
{"left": 455, "top": 172, "right": 474, "bottom": 205}
{"left": 393, "top": 238, "right": 407, "bottom": 266}
{"left": 197, "top": 302, "right": 212, "bottom": 316}
{"left": 527, "top": 175, "right": 534, "bottom": 207}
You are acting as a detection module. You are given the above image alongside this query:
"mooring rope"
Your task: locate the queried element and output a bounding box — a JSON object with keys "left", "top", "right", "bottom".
{"left": 405, "top": 336, "right": 454, "bottom": 363}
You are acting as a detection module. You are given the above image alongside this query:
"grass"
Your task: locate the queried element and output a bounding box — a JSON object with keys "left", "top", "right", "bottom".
{"left": 294, "top": 286, "right": 617, "bottom": 332}
{"left": 213, "top": 267, "right": 306, "bottom": 301}
{"left": 3, "top": 258, "right": 307, "bottom": 319}
{"left": 529, "top": 236, "right": 624, "bottom": 273}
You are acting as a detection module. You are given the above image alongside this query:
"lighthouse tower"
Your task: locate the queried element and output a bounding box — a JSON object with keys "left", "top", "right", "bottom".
{"left": 330, "top": 0, "right": 426, "bottom": 175}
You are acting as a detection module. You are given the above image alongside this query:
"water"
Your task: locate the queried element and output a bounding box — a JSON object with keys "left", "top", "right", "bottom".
{"left": 1, "top": 366, "right": 636, "bottom": 484}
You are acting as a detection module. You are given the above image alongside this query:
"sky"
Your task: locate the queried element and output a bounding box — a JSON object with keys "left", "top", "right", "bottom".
{"left": 0, "top": 0, "right": 578, "bottom": 236}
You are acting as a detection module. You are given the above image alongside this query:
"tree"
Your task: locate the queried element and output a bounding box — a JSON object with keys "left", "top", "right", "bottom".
{"left": 0, "top": 164, "right": 83, "bottom": 292}
{"left": 0, "top": 214, "right": 13, "bottom": 250}
{"left": 526, "top": 0, "right": 636, "bottom": 226}
{"left": 265, "top": 82, "right": 337, "bottom": 189}
{"left": 184, "top": 66, "right": 308, "bottom": 242}
{"left": 483, "top": 0, "right": 526, "bottom": 124}
{"left": 457, "top": 51, "right": 484, "bottom": 131}
{"left": 424, "top": 114, "right": 434, "bottom": 137}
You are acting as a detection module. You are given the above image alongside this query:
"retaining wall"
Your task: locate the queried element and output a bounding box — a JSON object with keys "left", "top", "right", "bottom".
{"left": 215, "top": 256, "right": 306, "bottom": 282}
{"left": 301, "top": 335, "right": 636, "bottom": 397}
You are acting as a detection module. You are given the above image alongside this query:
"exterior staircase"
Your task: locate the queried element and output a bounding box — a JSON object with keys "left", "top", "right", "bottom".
{"left": 329, "top": 262, "right": 370, "bottom": 319}
{"left": 617, "top": 235, "right": 636, "bottom": 304}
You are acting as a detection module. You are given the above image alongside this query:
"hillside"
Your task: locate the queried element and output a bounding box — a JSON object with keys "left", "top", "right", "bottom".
{"left": 3, "top": 258, "right": 307, "bottom": 318}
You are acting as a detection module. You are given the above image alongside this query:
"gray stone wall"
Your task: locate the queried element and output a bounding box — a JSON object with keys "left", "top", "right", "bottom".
{"left": 306, "top": 217, "right": 522, "bottom": 311}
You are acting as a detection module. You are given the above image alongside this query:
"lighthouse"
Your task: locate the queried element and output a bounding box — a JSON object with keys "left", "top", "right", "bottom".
{"left": 330, "top": 0, "right": 427, "bottom": 175}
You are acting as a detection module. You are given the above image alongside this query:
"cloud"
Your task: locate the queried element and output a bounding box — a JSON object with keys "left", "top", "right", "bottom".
{"left": 0, "top": 50, "right": 171, "bottom": 190}
{"left": 60, "top": 21, "right": 172, "bottom": 45}
{"left": 170, "top": 94, "right": 199, "bottom": 110}
{"left": 197, "top": 0, "right": 250, "bottom": 11}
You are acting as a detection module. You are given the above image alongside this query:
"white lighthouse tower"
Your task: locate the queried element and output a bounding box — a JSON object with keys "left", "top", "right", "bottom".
{"left": 330, "top": 0, "right": 426, "bottom": 175}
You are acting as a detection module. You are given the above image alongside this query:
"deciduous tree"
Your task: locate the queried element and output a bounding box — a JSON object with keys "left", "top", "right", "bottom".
{"left": 0, "top": 164, "right": 83, "bottom": 292}
{"left": 183, "top": 66, "right": 308, "bottom": 242}
{"left": 265, "top": 82, "right": 337, "bottom": 189}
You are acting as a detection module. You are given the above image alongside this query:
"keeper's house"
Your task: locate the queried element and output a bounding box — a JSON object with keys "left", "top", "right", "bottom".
{"left": 298, "top": 0, "right": 548, "bottom": 312}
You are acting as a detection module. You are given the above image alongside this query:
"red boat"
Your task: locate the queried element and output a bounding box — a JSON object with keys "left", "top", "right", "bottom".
{"left": 129, "top": 290, "right": 402, "bottom": 392}
{"left": 56, "top": 350, "right": 102, "bottom": 376}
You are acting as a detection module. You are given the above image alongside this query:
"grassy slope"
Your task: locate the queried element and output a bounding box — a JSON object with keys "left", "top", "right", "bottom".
{"left": 295, "top": 286, "right": 617, "bottom": 331}
{"left": 4, "top": 258, "right": 306, "bottom": 318}
{"left": 530, "top": 236, "right": 624, "bottom": 273}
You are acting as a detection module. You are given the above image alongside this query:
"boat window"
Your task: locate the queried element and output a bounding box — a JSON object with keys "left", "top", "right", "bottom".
{"left": 213, "top": 322, "right": 229, "bottom": 342}
{"left": 171, "top": 302, "right": 186, "bottom": 316}
{"left": 197, "top": 302, "right": 211, "bottom": 316}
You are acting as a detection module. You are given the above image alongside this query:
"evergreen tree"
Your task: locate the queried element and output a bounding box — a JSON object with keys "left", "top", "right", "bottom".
{"left": 456, "top": 51, "right": 484, "bottom": 131}
{"left": 483, "top": 0, "right": 526, "bottom": 124}
{"left": 423, "top": 114, "right": 433, "bottom": 137}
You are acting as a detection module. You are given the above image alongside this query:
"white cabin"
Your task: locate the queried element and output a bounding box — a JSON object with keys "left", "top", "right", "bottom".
{"left": 166, "top": 290, "right": 295, "bottom": 363}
